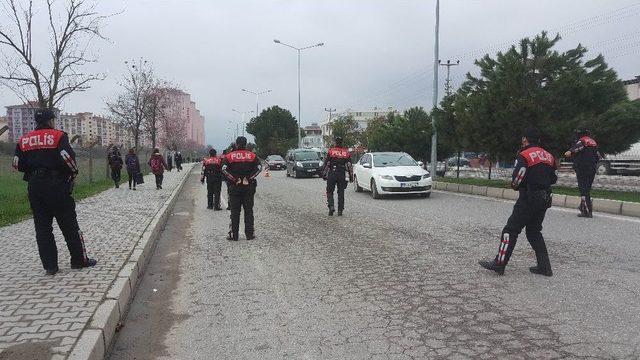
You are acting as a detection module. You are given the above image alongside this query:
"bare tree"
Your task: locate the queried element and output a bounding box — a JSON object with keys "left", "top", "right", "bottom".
{"left": 0, "top": 0, "right": 109, "bottom": 108}
{"left": 159, "top": 88, "right": 188, "bottom": 151}
{"left": 143, "top": 80, "right": 172, "bottom": 149}
{"left": 107, "top": 58, "right": 153, "bottom": 150}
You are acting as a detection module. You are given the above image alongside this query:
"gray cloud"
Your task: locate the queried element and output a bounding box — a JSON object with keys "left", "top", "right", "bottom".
{"left": 2, "top": 0, "right": 639, "bottom": 150}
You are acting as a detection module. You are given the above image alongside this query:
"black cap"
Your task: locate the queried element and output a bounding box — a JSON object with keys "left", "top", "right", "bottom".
{"left": 575, "top": 129, "right": 591, "bottom": 137}
{"left": 335, "top": 136, "right": 343, "bottom": 145}
{"left": 235, "top": 136, "right": 247, "bottom": 149}
{"left": 34, "top": 109, "right": 55, "bottom": 124}
{"left": 209, "top": 148, "right": 217, "bottom": 156}
{"left": 522, "top": 127, "right": 540, "bottom": 144}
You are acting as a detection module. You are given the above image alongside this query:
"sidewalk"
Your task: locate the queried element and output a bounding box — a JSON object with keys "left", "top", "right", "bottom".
{"left": 0, "top": 165, "right": 193, "bottom": 360}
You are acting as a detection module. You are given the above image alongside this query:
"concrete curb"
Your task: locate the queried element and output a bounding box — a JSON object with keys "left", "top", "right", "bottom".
{"left": 67, "top": 164, "right": 195, "bottom": 360}
{"left": 434, "top": 181, "right": 638, "bottom": 218}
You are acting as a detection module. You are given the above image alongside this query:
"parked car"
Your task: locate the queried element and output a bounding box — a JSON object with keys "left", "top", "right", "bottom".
{"left": 446, "top": 155, "right": 471, "bottom": 167}
{"left": 285, "top": 148, "right": 323, "bottom": 178}
{"left": 353, "top": 152, "right": 432, "bottom": 198}
{"left": 266, "top": 155, "right": 286, "bottom": 170}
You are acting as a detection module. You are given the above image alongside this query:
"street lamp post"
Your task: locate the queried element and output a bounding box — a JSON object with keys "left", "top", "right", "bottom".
{"left": 274, "top": 39, "right": 324, "bottom": 148}
{"left": 241, "top": 89, "right": 271, "bottom": 118}
{"left": 232, "top": 109, "right": 255, "bottom": 137}
{"left": 430, "top": 0, "right": 440, "bottom": 179}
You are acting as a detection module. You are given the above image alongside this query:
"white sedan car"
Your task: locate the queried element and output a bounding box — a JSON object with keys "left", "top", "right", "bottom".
{"left": 352, "top": 152, "right": 433, "bottom": 199}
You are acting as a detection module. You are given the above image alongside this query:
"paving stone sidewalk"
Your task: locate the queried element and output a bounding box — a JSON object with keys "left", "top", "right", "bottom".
{"left": 0, "top": 166, "right": 193, "bottom": 359}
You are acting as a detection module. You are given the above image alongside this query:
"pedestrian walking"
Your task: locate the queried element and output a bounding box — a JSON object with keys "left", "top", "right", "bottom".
{"left": 108, "top": 147, "right": 123, "bottom": 188}
{"left": 174, "top": 152, "right": 183, "bottom": 171}
{"left": 479, "top": 128, "right": 557, "bottom": 277}
{"left": 564, "top": 129, "right": 601, "bottom": 218}
{"left": 222, "top": 137, "right": 262, "bottom": 241}
{"left": 321, "top": 136, "right": 353, "bottom": 216}
{"left": 201, "top": 148, "right": 223, "bottom": 210}
{"left": 167, "top": 152, "right": 174, "bottom": 171}
{"left": 125, "top": 148, "right": 141, "bottom": 190}
{"left": 148, "top": 148, "right": 168, "bottom": 190}
{"left": 12, "top": 109, "right": 98, "bottom": 275}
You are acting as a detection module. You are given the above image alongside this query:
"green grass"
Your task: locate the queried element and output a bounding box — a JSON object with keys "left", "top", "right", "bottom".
{"left": 0, "top": 172, "right": 114, "bottom": 227}
{"left": 438, "top": 176, "right": 640, "bottom": 203}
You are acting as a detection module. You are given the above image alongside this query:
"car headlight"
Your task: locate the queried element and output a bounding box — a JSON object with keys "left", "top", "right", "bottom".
{"left": 423, "top": 172, "right": 431, "bottom": 179}
{"left": 380, "top": 175, "right": 394, "bottom": 180}
{"left": 296, "top": 162, "right": 303, "bottom": 168}
{"left": 319, "top": 161, "right": 323, "bottom": 167}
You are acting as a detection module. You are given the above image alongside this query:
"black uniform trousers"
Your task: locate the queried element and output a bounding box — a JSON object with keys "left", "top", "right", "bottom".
{"left": 27, "top": 175, "right": 87, "bottom": 270}
{"left": 576, "top": 165, "right": 596, "bottom": 200}
{"left": 495, "top": 191, "right": 551, "bottom": 271}
{"left": 206, "top": 178, "right": 222, "bottom": 209}
{"left": 228, "top": 183, "right": 256, "bottom": 239}
{"left": 154, "top": 173, "right": 164, "bottom": 188}
{"left": 326, "top": 171, "right": 347, "bottom": 211}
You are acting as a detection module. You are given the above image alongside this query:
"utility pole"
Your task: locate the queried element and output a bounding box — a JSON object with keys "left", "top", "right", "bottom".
{"left": 439, "top": 59, "right": 459, "bottom": 96}
{"left": 440, "top": 59, "right": 461, "bottom": 178}
{"left": 429, "top": 0, "right": 440, "bottom": 179}
{"left": 324, "top": 107, "right": 336, "bottom": 122}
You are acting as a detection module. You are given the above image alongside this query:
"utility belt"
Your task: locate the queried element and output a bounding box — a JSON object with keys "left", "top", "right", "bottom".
{"left": 30, "top": 168, "right": 67, "bottom": 178}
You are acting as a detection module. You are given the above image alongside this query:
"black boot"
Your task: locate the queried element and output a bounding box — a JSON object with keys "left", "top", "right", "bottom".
{"left": 71, "top": 258, "right": 97, "bottom": 269}
{"left": 577, "top": 198, "right": 591, "bottom": 218}
{"left": 479, "top": 260, "right": 505, "bottom": 275}
{"left": 246, "top": 234, "right": 255, "bottom": 240}
{"left": 45, "top": 267, "right": 59, "bottom": 276}
{"left": 529, "top": 266, "right": 553, "bottom": 277}
{"left": 337, "top": 210, "right": 343, "bottom": 216}
{"left": 328, "top": 206, "right": 335, "bottom": 216}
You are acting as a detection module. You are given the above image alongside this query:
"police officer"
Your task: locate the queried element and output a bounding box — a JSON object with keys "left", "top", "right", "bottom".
{"left": 222, "top": 137, "right": 262, "bottom": 241}
{"left": 564, "top": 130, "right": 600, "bottom": 218}
{"left": 479, "top": 128, "right": 557, "bottom": 277}
{"left": 13, "top": 109, "right": 97, "bottom": 275}
{"left": 322, "top": 136, "right": 353, "bottom": 216}
{"left": 201, "top": 148, "right": 223, "bottom": 210}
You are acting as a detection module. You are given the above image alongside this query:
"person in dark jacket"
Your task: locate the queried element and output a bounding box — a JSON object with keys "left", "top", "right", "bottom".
{"left": 167, "top": 152, "right": 174, "bottom": 172}
{"left": 321, "top": 136, "right": 353, "bottom": 216}
{"left": 201, "top": 148, "right": 223, "bottom": 210}
{"left": 479, "top": 128, "right": 557, "bottom": 277}
{"left": 125, "top": 148, "right": 141, "bottom": 190}
{"left": 222, "top": 137, "right": 262, "bottom": 241}
{"left": 564, "top": 130, "right": 601, "bottom": 218}
{"left": 174, "top": 152, "right": 183, "bottom": 171}
{"left": 108, "top": 147, "right": 124, "bottom": 188}
{"left": 148, "top": 149, "right": 168, "bottom": 190}
{"left": 13, "top": 108, "right": 97, "bottom": 275}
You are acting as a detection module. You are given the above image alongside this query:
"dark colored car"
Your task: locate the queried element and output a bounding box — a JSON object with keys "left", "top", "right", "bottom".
{"left": 266, "top": 155, "right": 286, "bottom": 170}
{"left": 285, "top": 149, "right": 323, "bottom": 178}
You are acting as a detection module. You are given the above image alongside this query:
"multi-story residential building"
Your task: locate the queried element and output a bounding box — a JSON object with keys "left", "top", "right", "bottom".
{"left": 624, "top": 76, "right": 640, "bottom": 100}
{"left": 321, "top": 107, "right": 396, "bottom": 138}
{"left": 5, "top": 102, "right": 60, "bottom": 143}
{"left": 158, "top": 89, "right": 205, "bottom": 149}
{"left": 0, "top": 116, "right": 8, "bottom": 143}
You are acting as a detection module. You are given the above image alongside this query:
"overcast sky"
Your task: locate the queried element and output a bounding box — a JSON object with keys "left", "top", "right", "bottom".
{"left": 1, "top": 0, "right": 639, "bottom": 149}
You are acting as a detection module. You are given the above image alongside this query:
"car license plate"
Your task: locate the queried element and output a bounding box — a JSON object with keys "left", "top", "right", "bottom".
{"left": 307, "top": 169, "right": 315, "bottom": 172}
{"left": 401, "top": 182, "right": 419, "bottom": 188}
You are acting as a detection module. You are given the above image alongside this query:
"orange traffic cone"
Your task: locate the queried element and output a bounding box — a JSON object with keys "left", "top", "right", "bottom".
{"left": 264, "top": 168, "right": 271, "bottom": 177}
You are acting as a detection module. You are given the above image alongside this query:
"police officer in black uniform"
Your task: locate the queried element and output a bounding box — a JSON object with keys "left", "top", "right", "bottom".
{"left": 201, "top": 148, "right": 223, "bottom": 210}
{"left": 564, "top": 130, "right": 600, "bottom": 218}
{"left": 321, "top": 136, "right": 353, "bottom": 216}
{"left": 479, "top": 128, "right": 557, "bottom": 277}
{"left": 222, "top": 137, "right": 262, "bottom": 241}
{"left": 13, "top": 109, "right": 97, "bottom": 275}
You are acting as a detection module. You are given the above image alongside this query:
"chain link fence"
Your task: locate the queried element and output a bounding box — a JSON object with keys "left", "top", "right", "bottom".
{"left": 438, "top": 152, "right": 640, "bottom": 192}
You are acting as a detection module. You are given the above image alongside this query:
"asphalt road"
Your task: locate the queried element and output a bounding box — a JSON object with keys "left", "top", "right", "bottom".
{"left": 110, "top": 168, "right": 640, "bottom": 360}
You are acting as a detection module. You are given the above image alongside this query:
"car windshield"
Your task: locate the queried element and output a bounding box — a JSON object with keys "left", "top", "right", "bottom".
{"left": 373, "top": 153, "right": 417, "bottom": 167}
{"left": 294, "top": 151, "right": 319, "bottom": 161}
{"left": 267, "top": 155, "right": 284, "bottom": 161}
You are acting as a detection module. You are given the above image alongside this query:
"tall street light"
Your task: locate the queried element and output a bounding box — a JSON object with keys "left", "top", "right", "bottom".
{"left": 430, "top": 0, "right": 440, "bottom": 179}
{"left": 241, "top": 88, "right": 271, "bottom": 118}
{"left": 232, "top": 109, "right": 254, "bottom": 137}
{"left": 274, "top": 39, "right": 324, "bottom": 148}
